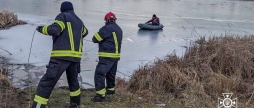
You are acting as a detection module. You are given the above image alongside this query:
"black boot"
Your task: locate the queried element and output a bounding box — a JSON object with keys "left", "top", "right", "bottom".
{"left": 91, "top": 94, "right": 106, "bottom": 102}
{"left": 106, "top": 90, "right": 115, "bottom": 95}
{"left": 65, "top": 102, "right": 80, "bottom": 108}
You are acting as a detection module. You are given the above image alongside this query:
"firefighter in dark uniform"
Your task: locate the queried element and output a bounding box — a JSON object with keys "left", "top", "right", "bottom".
{"left": 92, "top": 12, "right": 123, "bottom": 102}
{"left": 31, "top": 1, "right": 88, "bottom": 108}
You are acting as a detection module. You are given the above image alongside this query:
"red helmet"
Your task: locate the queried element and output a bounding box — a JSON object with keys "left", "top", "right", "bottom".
{"left": 104, "top": 12, "right": 116, "bottom": 20}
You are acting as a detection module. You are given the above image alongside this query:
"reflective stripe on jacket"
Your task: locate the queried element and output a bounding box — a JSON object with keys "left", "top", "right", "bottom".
{"left": 92, "top": 22, "right": 122, "bottom": 60}
{"left": 38, "top": 10, "right": 88, "bottom": 62}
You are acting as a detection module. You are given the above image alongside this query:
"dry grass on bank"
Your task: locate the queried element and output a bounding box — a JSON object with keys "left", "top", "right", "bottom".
{"left": 116, "top": 35, "right": 254, "bottom": 107}
{"left": 1, "top": 35, "right": 254, "bottom": 108}
{"left": 0, "top": 10, "right": 27, "bottom": 29}
{"left": 0, "top": 63, "right": 29, "bottom": 108}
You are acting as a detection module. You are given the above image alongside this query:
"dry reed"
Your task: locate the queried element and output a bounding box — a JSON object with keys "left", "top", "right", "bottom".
{"left": 0, "top": 10, "right": 27, "bottom": 29}
{"left": 0, "top": 58, "right": 28, "bottom": 108}
{"left": 116, "top": 35, "right": 254, "bottom": 107}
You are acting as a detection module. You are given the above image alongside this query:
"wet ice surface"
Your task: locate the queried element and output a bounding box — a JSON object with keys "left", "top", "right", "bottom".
{"left": 1, "top": 0, "right": 254, "bottom": 89}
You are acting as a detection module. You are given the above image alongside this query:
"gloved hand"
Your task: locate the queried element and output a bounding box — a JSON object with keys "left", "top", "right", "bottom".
{"left": 36, "top": 26, "right": 43, "bottom": 32}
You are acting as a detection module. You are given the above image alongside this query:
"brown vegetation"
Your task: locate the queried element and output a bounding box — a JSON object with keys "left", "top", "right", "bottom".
{"left": 116, "top": 35, "right": 254, "bottom": 107}
{"left": 1, "top": 35, "right": 254, "bottom": 107}
{"left": 0, "top": 64, "right": 28, "bottom": 108}
{"left": 0, "top": 10, "right": 27, "bottom": 29}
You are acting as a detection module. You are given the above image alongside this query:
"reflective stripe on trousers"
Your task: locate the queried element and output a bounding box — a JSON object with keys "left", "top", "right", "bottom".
{"left": 96, "top": 88, "right": 106, "bottom": 95}
{"left": 34, "top": 95, "right": 49, "bottom": 105}
{"left": 70, "top": 88, "right": 81, "bottom": 96}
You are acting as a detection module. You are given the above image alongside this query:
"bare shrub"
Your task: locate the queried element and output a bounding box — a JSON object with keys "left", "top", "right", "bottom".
{"left": 0, "top": 10, "right": 27, "bottom": 29}
{"left": 117, "top": 35, "right": 254, "bottom": 107}
{"left": 0, "top": 61, "right": 28, "bottom": 108}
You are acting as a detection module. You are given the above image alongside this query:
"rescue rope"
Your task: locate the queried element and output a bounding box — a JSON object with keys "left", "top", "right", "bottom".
{"left": 0, "top": 48, "right": 12, "bottom": 55}
{"left": 27, "top": 29, "right": 36, "bottom": 107}
{"left": 83, "top": 30, "right": 139, "bottom": 43}
{"left": 84, "top": 39, "right": 93, "bottom": 42}
{"left": 117, "top": 71, "right": 131, "bottom": 77}
{"left": 78, "top": 73, "right": 83, "bottom": 89}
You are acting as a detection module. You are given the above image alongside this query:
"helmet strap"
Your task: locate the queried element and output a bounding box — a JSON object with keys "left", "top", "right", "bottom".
{"left": 105, "top": 18, "right": 115, "bottom": 23}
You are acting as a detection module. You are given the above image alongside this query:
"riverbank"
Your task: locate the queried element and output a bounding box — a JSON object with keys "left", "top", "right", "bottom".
{"left": 1, "top": 35, "right": 254, "bottom": 108}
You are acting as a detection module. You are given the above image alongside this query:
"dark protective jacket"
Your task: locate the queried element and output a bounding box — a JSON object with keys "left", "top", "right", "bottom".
{"left": 37, "top": 10, "right": 88, "bottom": 62}
{"left": 146, "top": 17, "right": 160, "bottom": 25}
{"left": 92, "top": 21, "right": 123, "bottom": 61}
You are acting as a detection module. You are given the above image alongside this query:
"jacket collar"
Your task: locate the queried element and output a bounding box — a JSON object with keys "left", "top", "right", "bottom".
{"left": 62, "top": 10, "right": 74, "bottom": 13}
{"left": 105, "top": 21, "right": 116, "bottom": 25}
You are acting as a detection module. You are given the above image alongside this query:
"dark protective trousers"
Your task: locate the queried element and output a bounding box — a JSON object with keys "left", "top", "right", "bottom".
{"left": 32, "top": 58, "right": 80, "bottom": 108}
{"left": 95, "top": 58, "right": 118, "bottom": 94}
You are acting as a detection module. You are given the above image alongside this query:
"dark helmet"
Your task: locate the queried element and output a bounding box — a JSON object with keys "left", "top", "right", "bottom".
{"left": 60, "top": 1, "right": 74, "bottom": 12}
{"left": 153, "top": 14, "right": 156, "bottom": 17}
{"left": 104, "top": 12, "right": 117, "bottom": 20}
